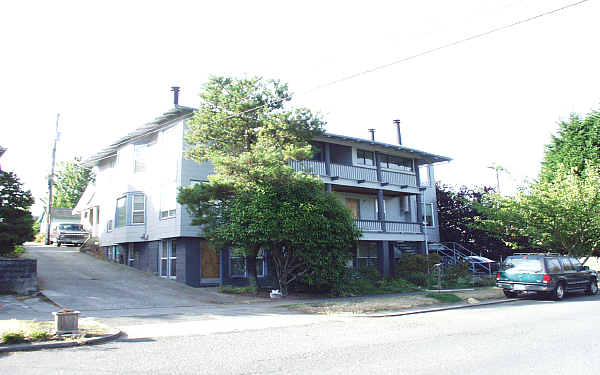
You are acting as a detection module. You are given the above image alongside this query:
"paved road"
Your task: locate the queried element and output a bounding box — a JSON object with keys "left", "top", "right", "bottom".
{"left": 3, "top": 292, "right": 600, "bottom": 374}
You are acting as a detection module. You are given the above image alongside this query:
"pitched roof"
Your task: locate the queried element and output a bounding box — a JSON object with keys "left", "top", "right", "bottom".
{"left": 84, "top": 105, "right": 451, "bottom": 166}
{"left": 47, "top": 207, "right": 80, "bottom": 220}
{"left": 317, "top": 133, "right": 451, "bottom": 164}
{"left": 84, "top": 106, "right": 195, "bottom": 166}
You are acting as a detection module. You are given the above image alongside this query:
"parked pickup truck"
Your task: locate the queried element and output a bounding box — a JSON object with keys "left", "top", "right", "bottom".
{"left": 50, "top": 223, "right": 90, "bottom": 247}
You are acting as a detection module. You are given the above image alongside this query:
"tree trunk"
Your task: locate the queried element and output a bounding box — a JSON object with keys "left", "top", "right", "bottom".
{"left": 581, "top": 243, "right": 598, "bottom": 265}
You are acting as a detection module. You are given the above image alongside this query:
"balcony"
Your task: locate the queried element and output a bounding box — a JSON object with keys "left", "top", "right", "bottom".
{"left": 290, "top": 160, "right": 417, "bottom": 189}
{"left": 355, "top": 219, "right": 422, "bottom": 234}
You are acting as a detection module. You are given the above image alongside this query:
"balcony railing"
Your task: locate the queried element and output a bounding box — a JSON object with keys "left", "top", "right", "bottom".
{"left": 290, "top": 160, "right": 416, "bottom": 189}
{"left": 330, "top": 163, "right": 377, "bottom": 182}
{"left": 355, "top": 219, "right": 422, "bottom": 234}
{"left": 289, "top": 160, "right": 327, "bottom": 176}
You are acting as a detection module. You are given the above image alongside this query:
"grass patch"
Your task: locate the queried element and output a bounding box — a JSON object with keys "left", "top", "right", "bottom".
{"left": 0, "top": 319, "right": 111, "bottom": 346}
{"left": 219, "top": 285, "right": 257, "bottom": 295}
{"left": 425, "top": 293, "right": 462, "bottom": 303}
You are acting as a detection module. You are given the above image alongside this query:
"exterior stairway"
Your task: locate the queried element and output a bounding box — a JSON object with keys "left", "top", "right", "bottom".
{"left": 427, "top": 242, "right": 493, "bottom": 276}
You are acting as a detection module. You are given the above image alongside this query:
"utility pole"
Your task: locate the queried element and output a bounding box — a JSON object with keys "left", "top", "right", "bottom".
{"left": 45, "top": 114, "right": 60, "bottom": 245}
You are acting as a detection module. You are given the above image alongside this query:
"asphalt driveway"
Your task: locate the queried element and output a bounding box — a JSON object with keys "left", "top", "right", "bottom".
{"left": 25, "top": 243, "right": 258, "bottom": 313}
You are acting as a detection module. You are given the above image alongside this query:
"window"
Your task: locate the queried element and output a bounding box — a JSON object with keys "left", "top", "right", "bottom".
{"left": 116, "top": 197, "right": 126, "bottom": 227}
{"left": 132, "top": 194, "right": 145, "bottom": 224}
{"left": 560, "top": 257, "right": 574, "bottom": 271}
{"left": 546, "top": 258, "right": 561, "bottom": 273}
{"left": 106, "top": 220, "right": 113, "bottom": 232}
{"left": 420, "top": 203, "right": 434, "bottom": 227}
{"left": 134, "top": 138, "right": 156, "bottom": 173}
{"left": 380, "top": 154, "right": 413, "bottom": 172}
{"left": 160, "top": 184, "right": 177, "bottom": 220}
{"left": 159, "top": 239, "right": 176, "bottom": 279}
{"left": 229, "top": 248, "right": 265, "bottom": 277}
{"left": 569, "top": 258, "right": 582, "bottom": 269}
{"left": 419, "top": 165, "right": 430, "bottom": 186}
{"left": 356, "top": 149, "right": 374, "bottom": 166}
{"left": 357, "top": 242, "right": 378, "bottom": 269}
{"left": 345, "top": 199, "right": 360, "bottom": 219}
{"left": 230, "top": 248, "right": 246, "bottom": 277}
{"left": 127, "top": 243, "right": 135, "bottom": 267}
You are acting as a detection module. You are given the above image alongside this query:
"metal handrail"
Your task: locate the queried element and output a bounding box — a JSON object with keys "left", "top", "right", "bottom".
{"left": 431, "top": 242, "right": 492, "bottom": 275}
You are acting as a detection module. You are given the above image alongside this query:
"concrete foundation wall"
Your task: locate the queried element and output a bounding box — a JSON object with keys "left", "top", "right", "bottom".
{"left": 0, "top": 258, "right": 38, "bottom": 295}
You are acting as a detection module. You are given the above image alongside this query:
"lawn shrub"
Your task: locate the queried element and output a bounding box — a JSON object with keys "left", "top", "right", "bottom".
{"left": 1, "top": 332, "right": 26, "bottom": 345}
{"left": 395, "top": 254, "right": 441, "bottom": 287}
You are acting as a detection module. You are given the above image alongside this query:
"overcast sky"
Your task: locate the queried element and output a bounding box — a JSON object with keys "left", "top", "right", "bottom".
{"left": 2, "top": 0, "right": 599, "bottom": 214}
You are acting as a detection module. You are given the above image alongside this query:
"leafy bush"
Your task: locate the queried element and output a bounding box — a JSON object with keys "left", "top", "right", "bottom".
{"left": 1, "top": 332, "right": 26, "bottom": 345}
{"left": 394, "top": 254, "right": 441, "bottom": 287}
{"left": 4, "top": 245, "right": 25, "bottom": 258}
{"left": 442, "top": 261, "right": 473, "bottom": 288}
{"left": 332, "top": 267, "right": 419, "bottom": 297}
{"left": 28, "top": 330, "right": 50, "bottom": 342}
{"left": 219, "top": 285, "right": 258, "bottom": 295}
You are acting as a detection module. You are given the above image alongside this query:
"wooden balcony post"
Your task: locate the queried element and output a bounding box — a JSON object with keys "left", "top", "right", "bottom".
{"left": 374, "top": 151, "right": 383, "bottom": 183}
{"left": 377, "top": 189, "right": 386, "bottom": 232}
{"left": 324, "top": 143, "right": 331, "bottom": 177}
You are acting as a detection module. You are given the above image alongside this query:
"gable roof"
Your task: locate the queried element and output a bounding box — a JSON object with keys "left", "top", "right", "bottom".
{"left": 46, "top": 207, "right": 80, "bottom": 220}
{"left": 84, "top": 106, "right": 195, "bottom": 166}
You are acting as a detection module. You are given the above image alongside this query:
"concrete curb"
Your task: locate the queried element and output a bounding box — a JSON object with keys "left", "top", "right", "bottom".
{"left": 356, "top": 298, "right": 520, "bottom": 318}
{"left": 0, "top": 329, "right": 122, "bottom": 353}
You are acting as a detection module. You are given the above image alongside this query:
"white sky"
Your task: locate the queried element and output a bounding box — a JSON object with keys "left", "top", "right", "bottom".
{"left": 1, "top": 0, "right": 599, "bottom": 215}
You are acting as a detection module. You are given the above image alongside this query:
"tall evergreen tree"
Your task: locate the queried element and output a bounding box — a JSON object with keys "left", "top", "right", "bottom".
{"left": 0, "top": 171, "right": 34, "bottom": 255}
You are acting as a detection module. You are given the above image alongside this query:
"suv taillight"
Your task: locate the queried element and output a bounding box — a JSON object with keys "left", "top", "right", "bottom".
{"left": 542, "top": 274, "right": 551, "bottom": 284}
{"left": 496, "top": 272, "right": 501, "bottom": 281}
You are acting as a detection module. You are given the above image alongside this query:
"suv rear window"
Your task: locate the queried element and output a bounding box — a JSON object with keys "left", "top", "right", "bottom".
{"left": 545, "top": 258, "right": 561, "bottom": 273}
{"left": 560, "top": 257, "right": 574, "bottom": 271}
{"left": 503, "top": 258, "right": 544, "bottom": 273}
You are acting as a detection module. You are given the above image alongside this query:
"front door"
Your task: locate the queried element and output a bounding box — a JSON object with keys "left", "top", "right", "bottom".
{"left": 159, "top": 239, "right": 176, "bottom": 279}
{"left": 201, "top": 241, "right": 220, "bottom": 279}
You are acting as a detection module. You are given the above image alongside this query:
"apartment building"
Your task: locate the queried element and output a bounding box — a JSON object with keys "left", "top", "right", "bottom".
{"left": 75, "top": 100, "right": 450, "bottom": 287}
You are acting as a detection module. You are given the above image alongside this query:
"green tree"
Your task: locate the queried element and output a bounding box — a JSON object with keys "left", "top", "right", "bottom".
{"left": 53, "top": 157, "right": 94, "bottom": 208}
{"left": 476, "top": 167, "right": 600, "bottom": 261}
{"left": 179, "top": 76, "right": 359, "bottom": 294}
{"left": 436, "top": 184, "right": 513, "bottom": 260}
{"left": 541, "top": 110, "right": 600, "bottom": 181}
{"left": 0, "top": 171, "right": 34, "bottom": 256}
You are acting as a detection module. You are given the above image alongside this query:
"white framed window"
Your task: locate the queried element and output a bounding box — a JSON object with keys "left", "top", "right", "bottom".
{"left": 159, "top": 239, "right": 177, "bottom": 279}
{"left": 132, "top": 194, "right": 145, "bottom": 224}
{"left": 160, "top": 184, "right": 176, "bottom": 220}
{"left": 116, "top": 196, "right": 126, "bottom": 227}
{"left": 106, "top": 219, "right": 113, "bottom": 232}
{"left": 229, "top": 248, "right": 265, "bottom": 278}
{"left": 419, "top": 165, "right": 431, "bottom": 186}
{"left": 421, "top": 203, "right": 435, "bottom": 227}
{"left": 127, "top": 243, "right": 135, "bottom": 267}
{"left": 357, "top": 242, "right": 378, "bottom": 269}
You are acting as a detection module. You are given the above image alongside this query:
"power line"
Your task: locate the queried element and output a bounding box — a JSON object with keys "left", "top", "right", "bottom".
{"left": 210, "top": 0, "right": 592, "bottom": 121}
{"left": 88, "top": 0, "right": 593, "bottom": 163}
{"left": 306, "top": 0, "right": 592, "bottom": 93}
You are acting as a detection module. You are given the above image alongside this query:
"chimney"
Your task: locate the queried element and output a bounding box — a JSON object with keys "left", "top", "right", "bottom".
{"left": 170, "top": 86, "right": 180, "bottom": 106}
{"left": 393, "top": 119, "right": 402, "bottom": 145}
{"left": 368, "top": 129, "right": 375, "bottom": 141}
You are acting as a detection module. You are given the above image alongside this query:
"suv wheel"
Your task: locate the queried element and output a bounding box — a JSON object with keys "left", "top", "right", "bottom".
{"left": 503, "top": 290, "right": 518, "bottom": 298}
{"left": 585, "top": 278, "right": 598, "bottom": 296}
{"left": 552, "top": 282, "right": 565, "bottom": 301}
